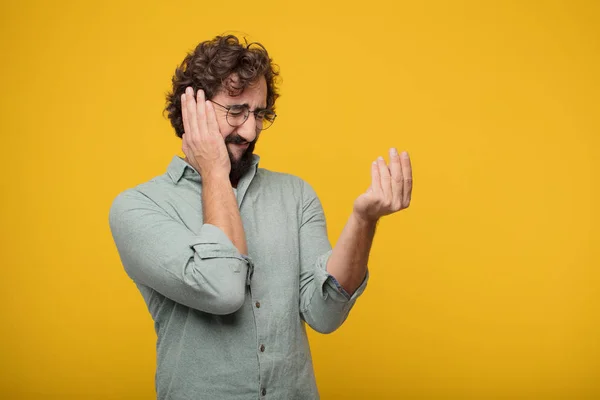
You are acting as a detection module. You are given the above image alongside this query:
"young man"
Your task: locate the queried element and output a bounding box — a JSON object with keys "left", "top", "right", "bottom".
{"left": 109, "top": 34, "right": 412, "bottom": 399}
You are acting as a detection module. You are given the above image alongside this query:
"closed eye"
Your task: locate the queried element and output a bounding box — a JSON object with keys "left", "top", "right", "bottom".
{"left": 228, "top": 105, "right": 247, "bottom": 116}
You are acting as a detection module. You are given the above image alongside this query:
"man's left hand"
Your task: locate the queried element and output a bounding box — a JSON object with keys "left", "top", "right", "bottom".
{"left": 353, "top": 148, "right": 413, "bottom": 223}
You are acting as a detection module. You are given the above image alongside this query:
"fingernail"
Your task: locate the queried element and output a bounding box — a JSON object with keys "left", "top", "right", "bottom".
{"left": 390, "top": 147, "right": 398, "bottom": 156}
{"left": 377, "top": 156, "right": 384, "bottom": 161}
{"left": 186, "top": 87, "right": 192, "bottom": 94}
{"left": 401, "top": 151, "right": 409, "bottom": 157}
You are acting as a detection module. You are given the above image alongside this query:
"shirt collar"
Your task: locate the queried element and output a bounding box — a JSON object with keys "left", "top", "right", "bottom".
{"left": 166, "top": 155, "right": 261, "bottom": 184}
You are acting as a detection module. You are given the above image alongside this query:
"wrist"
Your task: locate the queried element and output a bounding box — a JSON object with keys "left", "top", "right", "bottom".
{"left": 201, "top": 169, "right": 230, "bottom": 184}
{"left": 351, "top": 211, "right": 378, "bottom": 230}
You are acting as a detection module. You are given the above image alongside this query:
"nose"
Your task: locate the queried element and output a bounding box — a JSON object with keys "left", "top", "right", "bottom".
{"left": 235, "top": 113, "right": 258, "bottom": 143}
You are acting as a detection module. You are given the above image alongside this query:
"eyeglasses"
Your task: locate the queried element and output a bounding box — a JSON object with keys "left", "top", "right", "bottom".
{"left": 209, "top": 100, "right": 277, "bottom": 131}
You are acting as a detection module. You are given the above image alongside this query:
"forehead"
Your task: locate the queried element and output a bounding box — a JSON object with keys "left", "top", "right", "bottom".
{"left": 214, "top": 75, "right": 267, "bottom": 107}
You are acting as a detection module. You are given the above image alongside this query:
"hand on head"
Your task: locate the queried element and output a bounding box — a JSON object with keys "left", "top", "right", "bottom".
{"left": 181, "top": 87, "right": 231, "bottom": 180}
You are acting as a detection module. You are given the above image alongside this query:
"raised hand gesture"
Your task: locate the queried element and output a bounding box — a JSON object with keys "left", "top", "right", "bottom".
{"left": 353, "top": 148, "right": 413, "bottom": 223}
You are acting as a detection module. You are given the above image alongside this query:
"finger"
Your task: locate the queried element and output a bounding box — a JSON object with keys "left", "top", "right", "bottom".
{"left": 205, "top": 100, "right": 221, "bottom": 137}
{"left": 371, "top": 160, "right": 382, "bottom": 196}
{"left": 181, "top": 133, "right": 189, "bottom": 155}
{"left": 377, "top": 156, "right": 392, "bottom": 204}
{"left": 181, "top": 134, "right": 196, "bottom": 171}
{"left": 185, "top": 87, "right": 200, "bottom": 140}
{"left": 400, "top": 151, "right": 413, "bottom": 207}
{"left": 196, "top": 89, "right": 207, "bottom": 137}
{"left": 389, "top": 147, "right": 403, "bottom": 209}
{"left": 181, "top": 93, "right": 190, "bottom": 135}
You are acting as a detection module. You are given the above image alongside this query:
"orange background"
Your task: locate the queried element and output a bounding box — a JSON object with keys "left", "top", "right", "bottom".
{"left": 1, "top": 0, "right": 598, "bottom": 398}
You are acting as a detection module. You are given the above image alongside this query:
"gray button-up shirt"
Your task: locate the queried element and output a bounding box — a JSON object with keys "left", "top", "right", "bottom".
{"left": 109, "top": 155, "right": 368, "bottom": 399}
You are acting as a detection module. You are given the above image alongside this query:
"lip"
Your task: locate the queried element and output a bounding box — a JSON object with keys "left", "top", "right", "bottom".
{"left": 231, "top": 142, "right": 249, "bottom": 150}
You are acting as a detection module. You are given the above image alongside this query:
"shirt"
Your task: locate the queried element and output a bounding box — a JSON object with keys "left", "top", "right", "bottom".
{"left": 108, "top": 155, "right": 369, "bottom": 400}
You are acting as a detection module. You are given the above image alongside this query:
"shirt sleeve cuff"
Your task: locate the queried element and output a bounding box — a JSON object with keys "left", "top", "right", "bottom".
{"left": 327, "top": 275, "right": 351, "bottom": 299}
{"left": 326, "top": 269, "right": 369, "bottom": 301}
{"left": 191, "top": 223, "right": 254, "bottom": 282}
{"left": 314, "top": 250, "right": 369, "bottom": 303}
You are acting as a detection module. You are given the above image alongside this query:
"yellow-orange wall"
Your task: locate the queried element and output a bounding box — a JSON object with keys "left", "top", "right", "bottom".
{"left": 1, "top": 0, "right": 598, "bottom": 398}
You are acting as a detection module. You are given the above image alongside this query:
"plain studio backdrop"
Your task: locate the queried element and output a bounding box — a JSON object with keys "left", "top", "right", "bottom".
{"left": 0, "top": 0, "right": 598, "bottom": 399}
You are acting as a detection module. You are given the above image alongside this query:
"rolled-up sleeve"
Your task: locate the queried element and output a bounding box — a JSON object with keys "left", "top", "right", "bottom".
{"left": 109, "top": 190, "right": 253, "bottom": 315}
{"left": 298, "top": 181, "right": 369, "bottom": 334}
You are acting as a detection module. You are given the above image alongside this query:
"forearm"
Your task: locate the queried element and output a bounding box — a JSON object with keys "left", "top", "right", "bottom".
{"left": 326, "top": 212, "right": 376, "bottom": 295}
{"left": 109, "top": 190, "right": 251, "bottom": 315}
{"left": 202, "top": 174, "right": 248, "bottom": 255}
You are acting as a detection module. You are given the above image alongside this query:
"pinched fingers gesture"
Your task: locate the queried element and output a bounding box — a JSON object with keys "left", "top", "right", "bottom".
{"left": 353, "top": 148, "right": 413, "bottom": 223}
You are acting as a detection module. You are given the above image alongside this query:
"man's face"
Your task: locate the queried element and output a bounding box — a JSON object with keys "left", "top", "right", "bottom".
{"left": 211, "top": 75, "right": 267, "bottom": 184}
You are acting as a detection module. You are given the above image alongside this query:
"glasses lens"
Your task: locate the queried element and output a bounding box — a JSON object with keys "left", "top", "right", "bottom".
{"left": 226, "top": 105, "right": 249, "bottom": 127}
{"left": 258, "top": 111, "right": 276, "bottom": 130}
{"left": 226, "top": 105, "right": 276, "bottom": 130}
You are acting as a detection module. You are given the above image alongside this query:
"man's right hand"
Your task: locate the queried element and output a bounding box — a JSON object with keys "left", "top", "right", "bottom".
{"left": 180, "top": 86, "right": 248, "bottom": 255}
{"left": 181, "top": 86, "right": 231, "bottom": 179}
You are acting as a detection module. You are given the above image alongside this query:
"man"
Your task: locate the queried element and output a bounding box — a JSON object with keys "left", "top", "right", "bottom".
{"left": 109, "top": 34, "right": 412, "bottom": 399}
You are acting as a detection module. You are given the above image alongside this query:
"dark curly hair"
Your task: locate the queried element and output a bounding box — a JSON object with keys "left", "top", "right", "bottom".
{"left": 165, "top": 35, "right": 280, "bottom": 138}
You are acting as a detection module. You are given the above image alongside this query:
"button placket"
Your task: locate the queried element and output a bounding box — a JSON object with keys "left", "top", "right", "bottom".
{"left": 252, "top": 291, "right": 267, "bottom": 398}
{"left": 249, "top": 288, "right": 266, "bottom": 398}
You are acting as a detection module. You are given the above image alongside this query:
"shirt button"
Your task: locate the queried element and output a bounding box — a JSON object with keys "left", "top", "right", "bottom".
{"left": 260, "top": 344, "right": 265, "bottom": 352}
{"left": 261, "top": 388, "right": 266, "bottom": 396}
{"left": 255, "top": 301, "right": 261, "bottom": 308}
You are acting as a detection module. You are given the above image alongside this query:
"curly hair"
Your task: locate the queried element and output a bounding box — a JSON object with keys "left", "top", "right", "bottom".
{"left": 165, "top": 35, "right": 280, "bottom": 138}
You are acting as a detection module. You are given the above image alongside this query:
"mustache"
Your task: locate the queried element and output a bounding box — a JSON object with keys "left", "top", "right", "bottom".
{"left": 225, "top": 133, "right": 259, "bottom": 146}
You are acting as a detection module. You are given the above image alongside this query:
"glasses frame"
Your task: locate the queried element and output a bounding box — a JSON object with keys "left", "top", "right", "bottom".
{"left": 209, "top": 100, "right": 277, "bottom": 131}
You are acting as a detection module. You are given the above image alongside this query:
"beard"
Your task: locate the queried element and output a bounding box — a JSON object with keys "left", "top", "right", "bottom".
{"left": 225, "top": 133, "right": 259, "bottom": 185}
